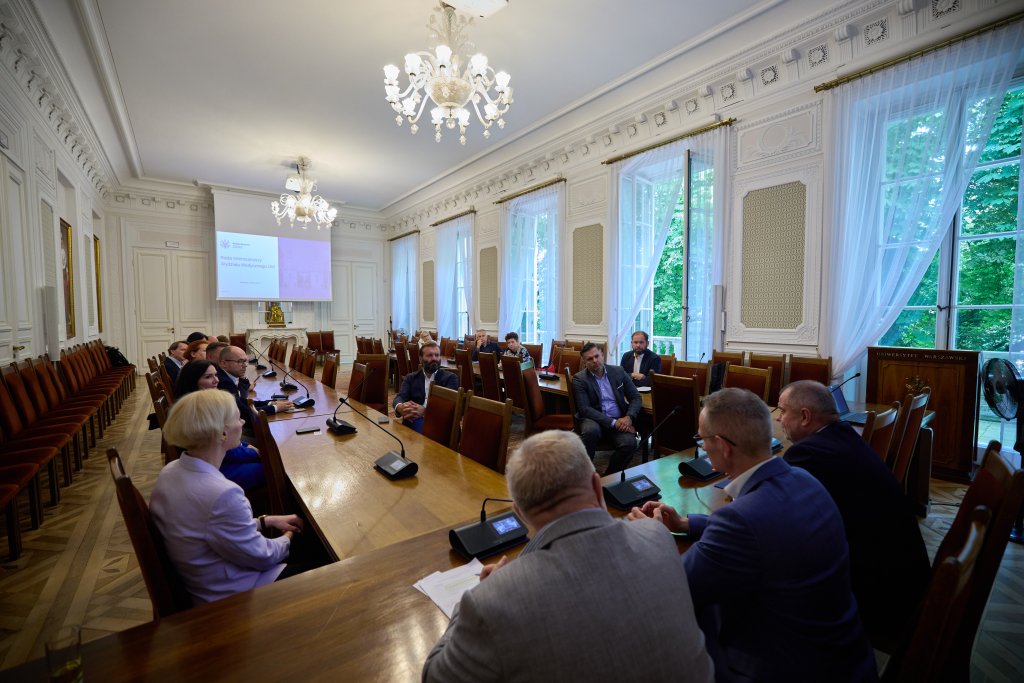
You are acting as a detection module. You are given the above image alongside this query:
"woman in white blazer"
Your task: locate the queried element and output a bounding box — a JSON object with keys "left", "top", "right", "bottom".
{"left": 150, "top": 390, "right": 304, "bottom": 603}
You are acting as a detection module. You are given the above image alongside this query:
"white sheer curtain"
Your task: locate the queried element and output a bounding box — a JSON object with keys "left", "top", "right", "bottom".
{"left": 390, "top": 233, "right": 418, "bottom": 335}
{"left": 435, "top": 214, "right": 474, "bottom": 339}
{"left": 499, "top": 183, "right": 563, "bottom": 360}
{"left": 610, "top": 129, "right": 728, "bottom": 358}
{"left": 826, "top": 23, "right": 1023, "bottom": 379}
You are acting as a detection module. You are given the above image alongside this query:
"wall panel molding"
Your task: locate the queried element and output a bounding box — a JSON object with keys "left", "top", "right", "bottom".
{"left": 571, "top": 224, "right": 604, "bottom": 326}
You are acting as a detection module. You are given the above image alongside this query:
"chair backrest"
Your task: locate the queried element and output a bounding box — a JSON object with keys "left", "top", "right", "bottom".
{"left": 355, "top": 353, "right": 389, "bottom": 412}
{"left": 454, "top": 349, "right": 474, "bottom": 393}
{"left": 348, "top": 362, "right": 368, "bottom": 402}
{"left": 228, "top": 333, "right": 246, "bottom": 349}
{"left": 500, "top": 355, "right": 528, "bottom": 412}
{"left": 890, "top": 507, "right": 991, "bottom": 682}
{"left": 860, "top": 402, "right": 900, "bottom": 460}
{"left": 657, "top": 354, "right": 676, "bottom": 377}
{"left": 672, "top": 361, "right": 711, "bottom": 395}
{"left": 372, "top": 338, "right": 385, "bottom": 354}
{"left": 549, "top": 345, "right": 564, "bottom": 372}
{"left": 887, "top": 388, "right": 930, "bottom": 485}
{"left": 302, "top": 350, "right": 318, "bottom": 376}
{"left": 649, "top": 373, "right": 701, "bottom": 454}
{"left": 560, "top": 349, "right": 582, "bottom": 376}
{"left": 522, "top": 343, "right": 542, "bottom": 367}
{"left": 712, "top": 350, "right": 744, "bottom": 367}
{"left": 457, "top": 394, "right": 513, "bottom": 474}
{"left": 321, "top": 330, "right": 336, "bottom": 352}
{"left": 394, "top": 342, "right": 411, "bottom": 378}
{"left": 477, "top": 351, "right": 502, "bottom": 401}
{"left": 320, "top": 353, "right": 339, "bottom": 389}
{"left": 928, "top": 443, "right": 1024, "bottom": 678}
{"left": 722, "top": 364, "right": 772, "bottom": 402}
{"left": 787, "top": 355, "right": 832, "bottom": 385}
{"left": 157, "top": 364, "right": 176, "bottom": 402}
{"left": 152, "top": 395, "right": 180, "bottom": 463}
{"left": 106, "top": 448, "right": 192, "bottom": 619}
{"left": 748, "top": 353, "right": 785, "bottom": 405}
{"left": 421, "top": 384, "right": 465, "bottom": 449}
{"left": 408, "top": 343, "right": 422, "bottom": 372}
{"left": 521, "top": 364, "right": 552, "bottom": 431}
{"left": 250, "top": 410, "right": 293, "bottom": 516}
{"left": 564, "top": 367, "right": 581, "bottom": 432}
{"left": 147, "top": 357, "right": 159, "bottom": 372}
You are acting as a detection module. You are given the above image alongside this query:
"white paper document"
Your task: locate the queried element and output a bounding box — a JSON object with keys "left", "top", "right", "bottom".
{"left": 414, "top": 559, "right": 484, "bottom": 619}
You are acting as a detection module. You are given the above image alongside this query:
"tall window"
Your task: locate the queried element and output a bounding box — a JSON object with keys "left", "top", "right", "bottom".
{"left": 390, "top": 233, "right": 418, "bottom": 336}
{"left": 499, "top": 184, "right": 561, "bottom": 358}
{"left": 436, "top": 214, "right": 474, "bottom": 339}
{"left": 881, "top": 84, "right": 1024, "bottom": 446}
{"left": 455, "top": 228, "right": 471, "bottom": 338}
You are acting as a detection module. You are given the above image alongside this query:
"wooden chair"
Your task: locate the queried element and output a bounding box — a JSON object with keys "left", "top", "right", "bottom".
{"left": 500, "top": 355, "right": 528, "bottom": 413}
{"left": 321, "top": 331, "right": 338, "bottom": 357}
{"left": 355, "top": 354, "right": 390, "bottom": 413}
{"left": 564, "top": 367, "right": 618, "bottom": 455}
{"left": 228, "top": 333, "right": 246, "bottom": 349}
{"left": 649, "top": 373, "right": 700, "bottom": 456}
{"left": 883, "top": 508, "right": 991, "bottom": 682}
{"left": 300, "top": 350, "right": 316, "bottom": 377}
{"left": 722, "top": 365, "right": 772, "bottom": 402}
{"left": 457, "top": 394, "right": 513, "bottom": 474}
{"left": 887, "top": 389, "right": 930, "bottom": 487}
{"left": 372, "top": 338, "right": 385, "bottom": 355}
{"left": 107, "top": 448, "right": 192, "bottom": 619}
{"left": 348, "top": 362, "right": 368, "bottom": 403}
{"left": 860, "top": 402, "right": 900, "bottom": 461}
{"left": 454, "top": 348, "right": 475, "bottom": 393}
{"left": 748, "top": 353, "right": 785, "bottom": 405}
{"left": 477, "top": 351, "right": 502, "bottom": 401}
{"left": 394, "top": 342, "right": 411, "bottom": 378}
{"left": 421, "top": 385, "right": 465, "bottom": 450}
{"left": 408, "top": 343, "right": 422, "bottom": 373}
{"left": 657, "top": 354, "right": 676, "bottom": 377}
{"left": 0, "top": 481, "right": 23, "bottom": 560}
{"left": 520, "top": 365, "right": 574, "bottom": 435}
{"left": 320, "top": 353, "right": 339, "bottom": 389}
{"left": 712, "top": 350, "right": 744, "bottom": 367}
{"left": 549, "top": 345, "right": 564, "bottom": 372}
{"left": 152, "top": 395, "right": 180, "bottom": 464}
{"left": 250, "top": 410, "right": 295, "bottom": 516}
{"left": 308, "top": 332, "right": 323, "bottom": 361}
{"left": 672, "top": 361, "right": 711, "bottom": 395}
{"left": 787, "top": 355, "right": 832, "bottom": 385}
{"left": 565, "top": 340, "right": 583, "bottom": 351}
{"left": 523, "top": 343, "right": 543, "bottom": 368}
{"left": 560, "top": 349, "right": 582, "bottom": 375}
{"left": 288, "top": 345, "right": 303, "bottom": 369}
{"left": 147, "top": 356, "right": 159, "bottom": 372}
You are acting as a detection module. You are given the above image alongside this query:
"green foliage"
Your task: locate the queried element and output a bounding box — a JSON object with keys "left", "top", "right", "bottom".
{"left": 652, "top": 204, "right": 685, "bottom": 337}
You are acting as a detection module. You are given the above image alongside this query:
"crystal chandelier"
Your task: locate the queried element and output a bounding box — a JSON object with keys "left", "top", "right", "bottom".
{"left": 383, "top": 2, "right": 512, "bottom": 145}
{"left": 270, "top": 157, "right": 337, "bottom": 230}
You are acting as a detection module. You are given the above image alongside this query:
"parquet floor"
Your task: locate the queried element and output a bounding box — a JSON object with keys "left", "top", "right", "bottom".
{"left": 1, "top": 380, "right": 1021, "bottom": 680}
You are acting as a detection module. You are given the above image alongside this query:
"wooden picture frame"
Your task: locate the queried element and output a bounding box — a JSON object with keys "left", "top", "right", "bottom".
{"left": 93, "top": 235, "right": 103, "bottom": 333}
{"left": 60, "top": 218, "right": 75, "bottom": 338}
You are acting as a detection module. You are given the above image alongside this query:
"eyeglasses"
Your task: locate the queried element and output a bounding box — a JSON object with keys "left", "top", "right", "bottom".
{"left": 224, "top": 358, "right": 248, "bottom": 365}
{"left": 693, "top": 432, "right": 738, "bottom": 448}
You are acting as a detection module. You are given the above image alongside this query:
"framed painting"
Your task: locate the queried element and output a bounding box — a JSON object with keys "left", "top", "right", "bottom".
{"left": 60, "top": 218, "right": 75, "bottom": 338}
{"left": 94, "top": 235, "right": 103, "bottom": 333}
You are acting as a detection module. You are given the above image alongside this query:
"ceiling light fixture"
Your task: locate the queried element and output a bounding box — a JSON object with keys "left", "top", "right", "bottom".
{"left": 270, "top": 157, "right": 337, "bottom": 230}
{"left": 383, "top": 2, "right": 513, "bottom": 145}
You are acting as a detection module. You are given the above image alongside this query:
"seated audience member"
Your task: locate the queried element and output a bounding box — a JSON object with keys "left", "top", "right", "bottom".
{"left": 216, "top": 334, "right": 230, "bottom": 343}
{"left": 619, "top": 330, "right": 661, "bottom": 387}
{"left": 571, "top": 342, "right": 641, "bottom": 474}
{"left": 630, "top": 388, "right": 875, "bottom": 682}
{"left": 778, "top": 380, "right": 929, "bottom": 651}
{"left": 393, "top": 341, "right": 459, "bottom": 432}
{"left": 205, "top": 341, "right": 229, "bottom": 365}
{"left": 185, "top": 339, "right": 208, "bottom": 361}
{"left": 503, "top": 331, "right": 531, "bottom": 361}
{"left": 423, "top": 430, "right": 714, "bottom": 683}
{"left": 217, "top": 346, "right": 292, "bottom": 433}
{"left": 207, "top": 335, "right": 219, "bottom": 343}
{"left": 186, "top": 331, "right": 208, "bottom": 344}
{"left": 176, "top": 360, "right": 266, "bottom": 492}
{"left": 150, "top": 390, "right": 304, "bottom": 604}
{"left": 417, "top": 329, "right": 434, "bottom": 349}
{"left": 164, "top": 341, "right": 188, "bottom": 384}
{"left": 470, "top": 328, "right": 502, "bottom": 361}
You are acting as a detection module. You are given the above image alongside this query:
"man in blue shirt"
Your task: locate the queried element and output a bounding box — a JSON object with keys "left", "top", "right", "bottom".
{"left": 570, "top": 342, "right": 641, "bottom": 474}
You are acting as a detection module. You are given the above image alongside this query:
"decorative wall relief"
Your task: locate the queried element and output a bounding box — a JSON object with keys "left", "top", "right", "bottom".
{"left": 478, "top": 246, "right": 498, "bottom": 324}
{"left": 572, "top": 224, "right": 603, "bottom": 326}
{"left": 737, "top": 102, "right": 821, "bottom": 169}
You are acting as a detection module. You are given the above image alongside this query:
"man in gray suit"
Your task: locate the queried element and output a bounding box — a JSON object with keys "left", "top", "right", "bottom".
{"left": 422, "top": 430, "right": 714, "bottom": 683}
{"left": 571, "top": 342, "right": 642, "bottom": 474}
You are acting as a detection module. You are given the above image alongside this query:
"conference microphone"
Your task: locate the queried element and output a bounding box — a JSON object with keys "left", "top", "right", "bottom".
{"left": 450, "top": 497, "right": 529, "bottom": 560}
{"left": 337, "top": 385, "right": 417, "bottom": 480}
{"left": 276, "top": 364, "right": 314, "bottom": 409}
{"left": 697, "top": 352, "right": 706, "bottom": 363}
{"left": 247, "top": 341, "right": 271, "bottom": 371}
{"left": 602, "top": 409, "right": 677, "bottom": 510}
{"left": 248, "top": 342, "right": 277, "bottom": 377}
{"left": 830, "top": 371, "right": 862, "bottom": 392}
{"left": 326, "top": 367, "right": 373, "bottom": 435}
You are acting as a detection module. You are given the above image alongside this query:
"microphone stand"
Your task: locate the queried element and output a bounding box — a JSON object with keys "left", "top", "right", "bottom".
{"left": 602, "top": 409, "right": 675, "bottom": 509}
{"left": 247, "top": 341, "right": 269, "bottom": 370}
{"left": 248, "top": 342, "right": 278, "bottom": 376}
{"left": 326, "top": 368, "right": 372, "bottom": 435}
{"left": 276, "top": 363, "right": 314, "bottom": 408}
{"left": 338, "top": 384, "right": 417, "bottom": 479}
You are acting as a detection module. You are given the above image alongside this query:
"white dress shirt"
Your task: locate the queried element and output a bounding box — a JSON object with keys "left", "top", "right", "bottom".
{"left": 723, "top": 455, "right": 777, "bottom": 500}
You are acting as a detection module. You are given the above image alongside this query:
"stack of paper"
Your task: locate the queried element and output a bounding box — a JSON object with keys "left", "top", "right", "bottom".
{"left": 413, "top": 559, "right": 484, "bottom": 618}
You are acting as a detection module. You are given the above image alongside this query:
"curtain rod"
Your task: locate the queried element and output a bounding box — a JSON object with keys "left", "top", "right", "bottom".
{"left": 492, "top": 177, "right": 566, "bottom": 205}
{"left": 601, "top": 117, "right": 737, "bottom": 165}
{"left": 429, "top": 208, "right": 476, "bottom": 227}
{"left": 814, "top": 11, "right": 1024, "bottom": 93}
{"left": 387, "top": 229, "right": 420, "bottom": 243}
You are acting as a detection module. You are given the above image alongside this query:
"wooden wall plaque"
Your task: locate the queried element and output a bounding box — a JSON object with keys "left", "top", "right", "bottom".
{"left": 866, "top": 347, "right": 980, "bottom": 482}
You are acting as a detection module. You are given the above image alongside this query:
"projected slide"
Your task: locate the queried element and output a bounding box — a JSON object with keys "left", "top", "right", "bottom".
{"left": 216, "top": 231, "right": 331, "bottom": 300}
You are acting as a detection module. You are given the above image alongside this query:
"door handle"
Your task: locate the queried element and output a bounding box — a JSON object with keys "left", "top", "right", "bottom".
{"left": 13, "top": 345, "right": 26, "bottom": 352}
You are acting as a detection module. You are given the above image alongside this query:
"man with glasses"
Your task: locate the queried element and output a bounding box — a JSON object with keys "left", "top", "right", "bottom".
{"left": 629, "top": 388, "right": 874, "bottom": 682}
{"left": 571, "top": 342, "right": 642, "bottom": 474}
{"left": 218, "top": 346, "right": 293, "bottom": 433}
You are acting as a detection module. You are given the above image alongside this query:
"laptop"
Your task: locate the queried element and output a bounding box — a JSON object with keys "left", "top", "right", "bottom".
{"left": 830, "top": 384, "right": 869, "bottom": 425}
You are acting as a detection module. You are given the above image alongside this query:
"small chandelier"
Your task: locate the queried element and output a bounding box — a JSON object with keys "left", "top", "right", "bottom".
{"left": 270, "top": 157, "right": 337, "bottom": 230}
{"left": 383, "top": 2, "right": 512, "bottom": 145}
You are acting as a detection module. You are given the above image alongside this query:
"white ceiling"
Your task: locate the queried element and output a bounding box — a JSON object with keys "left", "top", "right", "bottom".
{"left": 36, "top": 0, "right": 780, "bottom": 211}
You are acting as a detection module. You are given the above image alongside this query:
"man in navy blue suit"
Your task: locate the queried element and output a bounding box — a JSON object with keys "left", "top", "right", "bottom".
{"left": 217, "top": 345, "right": 291, "bottom": 434}
{"left": 572, "top": 342, "right": 642, "bottom": 474}
{"left": 618, "top": 331, "right": 661, "bottom": 387}
{"left": 778, "top": 380, "right": 929, "bottom": 653}
{"left": 630, "top": 388, "right": 875, "bottom": 682}
{"left": 393, "top": 341, "right": 459, "bottom": 433}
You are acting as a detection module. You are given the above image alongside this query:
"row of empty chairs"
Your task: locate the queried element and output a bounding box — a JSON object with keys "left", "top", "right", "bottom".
{"left": 355, "top": 337, "right": 385, "bottom": 355}
{"left": 0, "top": 341, "right": 134, "bottom": 559}
{"left": 415, "top": 384, "right": 514, "bottom": 474}
{"left": 861, "top": 388, "right": 931, "bottom": 490}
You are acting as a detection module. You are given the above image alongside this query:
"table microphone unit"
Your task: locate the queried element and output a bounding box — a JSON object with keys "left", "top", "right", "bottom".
{"left": 339, "top": 390, "right": 417, "bottom": 479}
{"left": 602, "top": 408, "right": 679, "bottom": 510}
{"left": 450, "top": 497, "right": 529, "bottom": 560}
{"left": 277, "top": 366, "right": 314, "bottom": 409}
{"left": 326, "top": 368, "right": 373, "bottom": 435}
{"left": 248, "top": 342, "right": 276, "bottom": 376}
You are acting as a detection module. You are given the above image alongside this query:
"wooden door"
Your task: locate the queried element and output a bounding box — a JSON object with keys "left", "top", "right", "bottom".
{"left": 133, "top": 248, "right": 212, "bottom": 363}
{"left": 0, "top": 156, "right": 35, "bottom": 363}
{"left": 329, "top": 260, "right": 379, "bottom": 364}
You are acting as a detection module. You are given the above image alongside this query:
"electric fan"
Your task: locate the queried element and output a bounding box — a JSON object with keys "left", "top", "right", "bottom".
{"left": 981, "top": 358, "right": 1023, "bottom": 543}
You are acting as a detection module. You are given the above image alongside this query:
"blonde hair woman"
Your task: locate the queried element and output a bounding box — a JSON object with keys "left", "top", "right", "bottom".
{"left": 150, "top": 390, "right": 305, "bottom": 603}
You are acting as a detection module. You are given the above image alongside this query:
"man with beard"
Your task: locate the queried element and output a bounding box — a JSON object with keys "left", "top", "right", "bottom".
{"left": 393, "top": 341, "right": 459, "bottom": 432}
